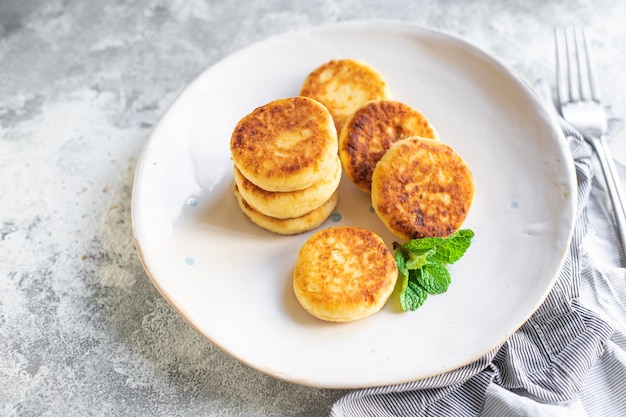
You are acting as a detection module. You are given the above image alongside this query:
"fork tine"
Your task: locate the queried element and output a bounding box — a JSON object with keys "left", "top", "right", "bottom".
{"left": 579, "top": 27, "right": 603, "bottom": 103}
{"left": 555, "top": 27, "right": 571, "bottom": 107}
{"left": 573, "top": 27, "right": 594, "bottom": 102}
{"left": 564, "top": 27, "right": 581, "bottom": 103}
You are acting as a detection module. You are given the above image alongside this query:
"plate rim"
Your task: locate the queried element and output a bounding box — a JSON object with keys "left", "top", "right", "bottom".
{"left": 131, "top": 18, "right": 577, "bottom": 388}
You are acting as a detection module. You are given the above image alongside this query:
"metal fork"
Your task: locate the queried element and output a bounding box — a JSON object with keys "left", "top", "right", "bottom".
{"left": 555, "top": 26, "right": 626, "bottom": 257}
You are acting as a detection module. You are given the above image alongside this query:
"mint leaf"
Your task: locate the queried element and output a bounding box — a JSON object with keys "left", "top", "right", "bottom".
{"left": 400, "top": 279, "right": 428, "bottom": 311}
{"left": 395, "top": 242, "right": 432, "bottom": 270}
{"left": 405, "top": 250, "right": 432, "bottom": 270}
{"left": 425, "top": 229, "right": 474, "bottom": 264}
{"left": 395, "top": 250, "right": 410, "bottom": 310}
{"left": 394, "top": 229, "right": 474, "bottom": 312}
{"left": 417, "top": 263, "right": 451, "bottom": 294}
{"left": 402, "top": 236, "right": 444, "bottom": 253}
{"left": 395, "top": 249, "right": 409, "bottom": 280}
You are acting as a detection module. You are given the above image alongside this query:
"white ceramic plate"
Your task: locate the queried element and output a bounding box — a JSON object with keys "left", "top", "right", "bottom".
{"left": 132, "top": 20, "right": 576, "bottom": 388}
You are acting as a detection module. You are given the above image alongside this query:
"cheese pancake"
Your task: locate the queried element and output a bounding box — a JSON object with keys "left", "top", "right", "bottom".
{"left": 230, "top": 96, "right": 338, "bottom": 192}
{"left": 300, "top": 59, "right": 391, "bottom": 134}
{"left": 371, "top": 137, "right": 474, "bottom": 240}
{"left": 233, "top": 155, "right": 342, "bottom": 219}
{"left": 234, "top": 185, "right": 338, "bottom": 235}
{"left": 339, "top": 100, "right": 439, "bottom": 193}
{"left": 293, "top": 226, "right": 398, "bottom": 322}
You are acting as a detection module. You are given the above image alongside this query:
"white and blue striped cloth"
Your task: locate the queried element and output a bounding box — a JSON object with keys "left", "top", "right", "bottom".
{"left": 330, "top": 80, "right": 626, "bottom": 417}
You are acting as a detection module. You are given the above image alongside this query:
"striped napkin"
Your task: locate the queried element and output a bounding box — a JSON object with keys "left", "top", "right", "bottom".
{"left": 330, "top": 80, "right": 626, "bottom": 417}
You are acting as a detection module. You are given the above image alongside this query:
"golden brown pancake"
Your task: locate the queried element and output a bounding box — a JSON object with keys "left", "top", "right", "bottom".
{"left": 234, "top": 185, "right": 338, "bottom": 235}
{"left": 339, "top": 100, "right": 439, "bottom": 193}
{"left": 233, "top": 155, "right": 342, "bottom": 219}
{"left": 300, "top": 59, "right": 391, "bottom": 133}
{"left": 230, "top": 96, "right": 338, "bottom": 192}
{"left": 371, "top": 137, "right": 474, "bottom": 240}
{"left": 293, "top": 226, "right": 398, "bottom": 322}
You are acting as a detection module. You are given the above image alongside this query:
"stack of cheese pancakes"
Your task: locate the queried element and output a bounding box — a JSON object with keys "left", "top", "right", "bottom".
{"left": 230, "top": 96, "right": 341, "bottom": 235}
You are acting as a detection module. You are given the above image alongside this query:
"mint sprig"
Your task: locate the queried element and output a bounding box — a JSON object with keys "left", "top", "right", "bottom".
{"left": 393, "top": 229, "right": 474, "bottom": 311}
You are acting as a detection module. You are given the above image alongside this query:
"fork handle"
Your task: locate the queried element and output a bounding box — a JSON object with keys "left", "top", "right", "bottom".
{"left": 588, "top": 134, "right": 626, "bottom": 258}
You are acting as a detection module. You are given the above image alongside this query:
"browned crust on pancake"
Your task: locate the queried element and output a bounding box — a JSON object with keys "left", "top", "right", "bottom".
{"left": 371, "top": 137, "right": 474, "bottom": 240}
{"left": 300, "top": 59, "right": 391, "bottom": 133}
{"left": 339, "top": 100, "right": 439, "bottom": 193}
{"left": 293, "top": 226, "right": 398, "bottom": 322}
{"left": 230, "top": 96, "right": 338, "bottom": 192}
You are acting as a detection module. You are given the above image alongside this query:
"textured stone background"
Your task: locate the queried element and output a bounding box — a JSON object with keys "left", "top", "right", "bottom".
{"left": 2, "top": 1, "right": 626, "bottom": 416}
